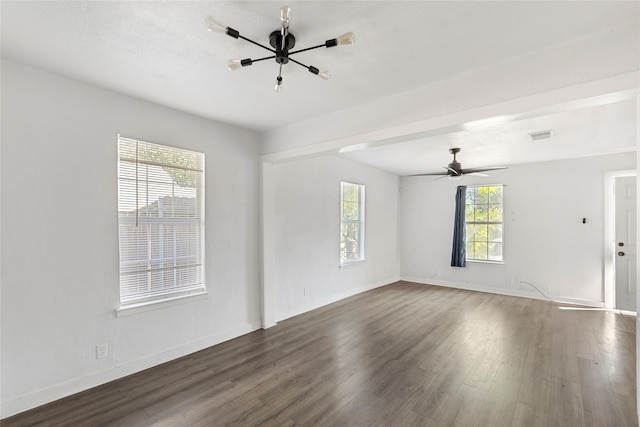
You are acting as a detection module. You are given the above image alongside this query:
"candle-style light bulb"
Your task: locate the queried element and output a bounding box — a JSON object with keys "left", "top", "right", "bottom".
{"left": 319, "top": 70, "right": 331, "bottom": 80}
{"left": 228, "top": 59, "right": 242, "bottom": 71}
{"left": 336, "top": 32, "right": 355, "bottom": 46}
{"left": 274, "top": 76, "right": 283, "bottom": 92}
{"left": 280, "top": 6, "right": 292, "bottom": 28}
{"left": 205, "top": 16, "right": 228, "bottom": 33}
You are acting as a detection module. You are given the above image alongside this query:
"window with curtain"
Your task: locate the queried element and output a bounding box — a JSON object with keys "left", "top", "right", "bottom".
{"left": 465, "top": 184, "right": 503, "bottom": 262}
{"left": 340, "top": 181, "right": 365, "bottom": 264}
{"left": 117, "top": 136, "right": 205, "bottom": 306}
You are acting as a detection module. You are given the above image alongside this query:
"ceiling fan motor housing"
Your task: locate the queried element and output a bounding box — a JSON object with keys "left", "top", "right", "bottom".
{"left": 447, "top": 148, "right": 462, "bottom": 174}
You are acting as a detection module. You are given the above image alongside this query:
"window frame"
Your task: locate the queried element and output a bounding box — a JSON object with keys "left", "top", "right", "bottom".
{"left": 340, "top": 181, "right": 365, "bottom": 265}
{"left": 465, "top": 184, "right": 504, "bottom": 263}
{"left": 117, "top": 135, "right": 206, "bottom": 311}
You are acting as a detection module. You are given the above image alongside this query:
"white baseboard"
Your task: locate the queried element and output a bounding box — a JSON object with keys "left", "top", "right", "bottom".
{"left": 618, "top": 309, "right": 637, "bottom": 316}
{"left": 2, "top": 321, "right": 262, "bottom": 419}
{"left": 400, "top": 276, "right": 604, "bottom": 308}
{"left": 276, "top": 277, "right": 400, "bottom": 322}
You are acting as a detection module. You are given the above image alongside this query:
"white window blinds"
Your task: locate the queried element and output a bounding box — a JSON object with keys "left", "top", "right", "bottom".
{"left": 117, "top": 136, "right": 205, "bottom": 306}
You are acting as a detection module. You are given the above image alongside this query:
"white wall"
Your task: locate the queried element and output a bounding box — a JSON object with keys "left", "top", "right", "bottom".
{"left": 0, "top": 61, "right": 261, "bottom": 417}
{"left": 400, "top": 153, "right": 636, "bottom": 305}
{"left": 636, "top": 96, "right": 640, "bottom": 421}
{"left": 271, "top": 155, "right": 399, "bottom": 321}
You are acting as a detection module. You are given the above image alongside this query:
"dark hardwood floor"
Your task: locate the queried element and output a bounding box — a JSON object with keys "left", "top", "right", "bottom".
{"left": 2, "top": 281, "right": 637, "bottom": 426}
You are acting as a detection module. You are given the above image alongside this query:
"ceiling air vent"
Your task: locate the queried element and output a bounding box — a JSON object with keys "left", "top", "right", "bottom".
{"left": 528, "top": 130, "right": 553, "bottom": 141}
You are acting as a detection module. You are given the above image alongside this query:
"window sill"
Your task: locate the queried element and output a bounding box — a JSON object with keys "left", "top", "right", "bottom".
{"left": 116, "top": 291, "right": 209, "bottom": 317}
{"left": 340, "top": 259, "right": 365, "bottom": 268}
{"left": 467, "top": 259, "right": 505, "bottom": 265}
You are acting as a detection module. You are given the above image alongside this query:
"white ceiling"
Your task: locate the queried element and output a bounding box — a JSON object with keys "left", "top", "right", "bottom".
{"left": 2, "top": 1, "right": 638, "bottom": 174}
{"left": 341, "top": 98, "right": 638, "bottom": 175}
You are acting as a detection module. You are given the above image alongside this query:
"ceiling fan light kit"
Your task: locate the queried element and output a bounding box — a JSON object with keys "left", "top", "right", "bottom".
{"left": 206, "top": 6, "right": 355, "bottom": 92}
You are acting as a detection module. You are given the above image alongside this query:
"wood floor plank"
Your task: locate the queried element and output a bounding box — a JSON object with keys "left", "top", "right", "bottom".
{"left": 2, "top": 281, "right": 637, "bottom": 426}
{"left": 548, "top": 376, "right": 586, "bottom": 426}
{"left": 577, "top": 355, "right": 630, "bottom": 427}
{"left": 473, "top": 384, "right": 518, "bottom": 427}
{"left": 512, "top": 402, "right": 550, "bottom": 427}
{"left": 437, "top": 383, "right": 486, "bottom": 426}
{"left": 616, "top": 391, "right": 640, "bottom": 427}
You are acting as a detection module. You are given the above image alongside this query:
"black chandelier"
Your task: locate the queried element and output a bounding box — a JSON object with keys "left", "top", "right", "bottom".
{"left": 206, "top": 5, "right": 355, "bottom": 92}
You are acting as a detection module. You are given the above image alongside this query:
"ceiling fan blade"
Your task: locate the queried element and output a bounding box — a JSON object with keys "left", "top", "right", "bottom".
{"left": 407, "top": 172, "right": 449, "bottom": 177}
{"left": 461, "top": 166, "right": 508, "bottom": 174}
{"left": 408, "top": 149, "right": 508, "bottom": 178}
{"left": 445, "top": 166, "right": 461, "bottom": 176}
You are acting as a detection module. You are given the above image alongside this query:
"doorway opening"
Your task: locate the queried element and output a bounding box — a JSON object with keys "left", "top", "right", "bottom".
{"left": 604, "top": 169, "right": 637, "bottom": 312}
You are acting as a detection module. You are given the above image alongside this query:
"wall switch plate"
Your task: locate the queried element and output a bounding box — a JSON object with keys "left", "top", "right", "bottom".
{"left": 96, "top": 343, "right": 108, "bottom": 359}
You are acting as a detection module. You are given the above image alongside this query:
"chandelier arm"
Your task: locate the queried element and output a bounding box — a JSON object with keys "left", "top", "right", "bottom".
{"left": 251, "top": 55, "right": 277, "bottom": 63}
{"left": 280, "top": 27, "right": 288, "bottom": 51}
{"left": 274, "top": 63, "right": 284, "bottom": 92}
{"left": 288, "top": 57, "right": 312, "bottom": 70}
{"left": 288, "top": 43, "right": 326, "bottom": 56}
{"left": 288, "top": 58, "right": 323, "bottom": 77}
{"left": 237, "top": 35, "right": 276, "bottom": 53}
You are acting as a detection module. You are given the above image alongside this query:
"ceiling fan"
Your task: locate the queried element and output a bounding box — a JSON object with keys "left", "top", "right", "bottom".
{"left": 410, "top": 148, "right": 507, "bottom": 179}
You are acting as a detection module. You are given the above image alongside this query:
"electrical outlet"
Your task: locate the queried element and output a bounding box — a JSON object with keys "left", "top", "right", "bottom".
{"left": 303, "top": 288, "right": 308, "bottom": 296}
{"left": 96, "top": 343, "right": 108, "bottom": 359}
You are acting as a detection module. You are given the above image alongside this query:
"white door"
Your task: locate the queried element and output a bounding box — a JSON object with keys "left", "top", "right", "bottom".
{"left": 615, "top": 176, "right": 636, "bottom": 311}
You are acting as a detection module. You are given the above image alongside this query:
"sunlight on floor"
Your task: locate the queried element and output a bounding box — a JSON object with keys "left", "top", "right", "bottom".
{"left": 557, "top": 306, "right": 636, "bottom": 316}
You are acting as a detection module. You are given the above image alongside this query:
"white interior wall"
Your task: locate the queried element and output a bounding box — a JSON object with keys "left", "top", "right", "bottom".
{"left": 0, "top": 61, "right": 261, "bottom": 417}
{"left": 271, "top": 155, "right": 399, "bottom": 321}
{"left": 636, "top": 96, "right": 640, "bottom": 421}
{"left": 400, "top": 152, "right": 636, "bottom": 305}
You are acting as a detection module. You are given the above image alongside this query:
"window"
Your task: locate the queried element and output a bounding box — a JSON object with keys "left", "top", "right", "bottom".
{"left": 465, "top": 185, "right": 503, "bottom": 262}
{"left": 117, "top": 136, "right": 205, "bottom": 306}
{"left": 340, "top": 181, "right": 365, "bottom": 264}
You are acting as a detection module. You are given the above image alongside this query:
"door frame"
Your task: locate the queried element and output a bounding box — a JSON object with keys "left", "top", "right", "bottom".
{"left": 604, "top": 169, "right": 637, "bottom": 310}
